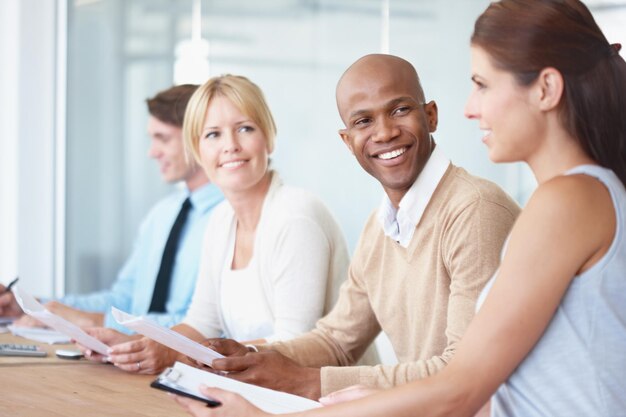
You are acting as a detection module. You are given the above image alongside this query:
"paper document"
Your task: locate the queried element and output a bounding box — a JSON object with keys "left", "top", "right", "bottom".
{"left": 8, "top": 325, "right": 71, "bottom": 344}
{"left": 12, "top": 285, "right": 110, "bottom": 355}
{"left": 156, "top": 362, "right": 322, "bottom": 413}
{"left": 112, "top": 307, "right": 224, "bottom": 366}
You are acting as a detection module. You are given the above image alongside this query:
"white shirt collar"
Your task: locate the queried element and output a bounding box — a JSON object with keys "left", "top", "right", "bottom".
{"left": 377, "top": 145, "right": 450, "bottom": 247}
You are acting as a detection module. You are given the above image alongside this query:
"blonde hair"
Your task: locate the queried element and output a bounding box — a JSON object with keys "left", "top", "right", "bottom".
{"left": 183, "top": 74, "right": 277, "bottom": 163}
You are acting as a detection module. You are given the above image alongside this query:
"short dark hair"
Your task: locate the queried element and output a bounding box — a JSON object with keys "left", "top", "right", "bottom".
{"left": 472, "top": 0, "right": 626, "bottom": 186}
{"left": 146, "top": 84, "right": 199, "bottom": 128}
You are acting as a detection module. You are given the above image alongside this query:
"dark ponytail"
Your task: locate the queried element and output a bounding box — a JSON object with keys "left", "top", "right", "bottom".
{"left": 472, "top": 0, "right": 626, "bottom": 186}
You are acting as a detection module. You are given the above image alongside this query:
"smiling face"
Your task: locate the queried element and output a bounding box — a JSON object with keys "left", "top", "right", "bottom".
{"left": 465, "top": 46, "right": 543, "bottom": 163}
{"left": 337, "top": 55, "right": 438, "bottom": 206}
{"left": 198, "top": 95, "right": 270, "bottom": 195}
{"left": 147, "top": 115, "right": 202, "bottom": 186}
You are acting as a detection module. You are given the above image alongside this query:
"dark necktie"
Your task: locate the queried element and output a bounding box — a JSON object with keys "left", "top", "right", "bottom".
{"left": 148, "top": 197, "right": 192, "bottom": 313}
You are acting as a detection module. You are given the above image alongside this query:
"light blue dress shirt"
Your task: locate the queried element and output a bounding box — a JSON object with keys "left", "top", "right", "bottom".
{"left": 60, "top": 183, "right": 223, "bottom": 333}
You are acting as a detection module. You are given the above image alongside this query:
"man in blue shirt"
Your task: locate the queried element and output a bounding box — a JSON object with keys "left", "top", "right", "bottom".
{"left": 0, "top": 85, "right": 223, "bottom": 333}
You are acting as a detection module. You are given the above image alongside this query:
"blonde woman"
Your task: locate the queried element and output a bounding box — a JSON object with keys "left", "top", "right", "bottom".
{"left": 82, "top": 75, "right": 349, "bottom": 374}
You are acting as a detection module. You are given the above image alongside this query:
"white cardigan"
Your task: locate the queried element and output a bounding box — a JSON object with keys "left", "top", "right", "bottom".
{"left": 183, "top": 171, "right": 349, "bottom": 343}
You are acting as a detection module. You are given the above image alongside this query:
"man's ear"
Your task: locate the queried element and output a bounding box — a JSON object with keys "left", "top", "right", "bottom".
{"left": 535, "top": 67, "right": 564, "bottom": 111}
{"left": 424, "top": 100, "right": 438, "bottom": 133}
{"left": 339, "top": 128, "right": 354, "bottom": 154}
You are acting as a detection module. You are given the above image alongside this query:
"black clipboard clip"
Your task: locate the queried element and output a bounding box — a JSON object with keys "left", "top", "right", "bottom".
{"left": 150, "top": 367, "right": 221, "bottom": 407}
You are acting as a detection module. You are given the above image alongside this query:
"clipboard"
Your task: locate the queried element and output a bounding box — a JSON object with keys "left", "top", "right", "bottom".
{"left": 151, "top": 367, "right": 221, "bottom": 407}
{"left": 149, "top": 362, "right": 322, "bottom": 414}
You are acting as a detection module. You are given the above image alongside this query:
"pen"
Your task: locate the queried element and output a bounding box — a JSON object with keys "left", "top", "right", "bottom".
{"left": 2, "top": 277, "right": 19, "bottom": 294}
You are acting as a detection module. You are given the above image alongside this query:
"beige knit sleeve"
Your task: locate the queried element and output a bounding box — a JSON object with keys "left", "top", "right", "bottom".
{"left": 318, "top": 199, "right": 518, "bottom": 395}
{"left": 441, "top": 198, "right": 518, "bottom": 358}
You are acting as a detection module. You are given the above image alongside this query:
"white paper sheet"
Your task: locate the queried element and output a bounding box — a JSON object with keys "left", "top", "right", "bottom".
{"left": 158, "top": 362, "right": 322, "bottom": 413}
{"left": 8, "top": 325, "right": 71, "bottom": 344}
{"left": 12, "top": 285, "right": 110, "bottom": 355}
{"left": 111, "top": 307, "right": 224, "bottom": 366}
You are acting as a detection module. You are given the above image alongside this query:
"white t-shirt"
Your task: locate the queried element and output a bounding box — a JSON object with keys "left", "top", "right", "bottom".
{"left": 219, "top": 236, "right": 273, "bottom": 341}
{"left": 184, "top": 171, "right": 349, "bottom": 343}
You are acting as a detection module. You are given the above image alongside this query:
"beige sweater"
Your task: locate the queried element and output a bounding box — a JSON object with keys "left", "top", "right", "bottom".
{"left": 265, "top": 165, "right": 520, "bottom": 395}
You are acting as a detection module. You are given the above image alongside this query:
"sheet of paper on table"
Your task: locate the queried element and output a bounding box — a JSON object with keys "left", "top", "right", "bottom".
{"left": 7, "top": 325, "right": 71, "bottom": 344}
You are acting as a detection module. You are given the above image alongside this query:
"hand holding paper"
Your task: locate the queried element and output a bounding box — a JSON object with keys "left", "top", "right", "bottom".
{"left": 12, "top": 285, "right": 110, "bottom": 355}
{"left": 111, "top": 307, "right": 224, "bottom": 367}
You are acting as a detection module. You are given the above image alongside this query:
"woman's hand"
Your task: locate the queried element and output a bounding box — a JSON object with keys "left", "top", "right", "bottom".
{"left": 107, "top": 336, "right": 179, "bottom": 374}
{"left": 174, "top": 385, "right": 270, "bottom": 417}
{"left": 76, "top": 327, "right": 135, "bottom": 363}
{"left": 319, "top": 384, "right": 380, "bottom": 406}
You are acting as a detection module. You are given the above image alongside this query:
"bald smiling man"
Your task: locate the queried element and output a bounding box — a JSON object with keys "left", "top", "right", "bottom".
{"left": 198, "top": 54, "right": 521, "bottom": 400}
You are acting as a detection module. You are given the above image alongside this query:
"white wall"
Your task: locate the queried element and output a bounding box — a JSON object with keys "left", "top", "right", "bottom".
{"left": 0, "top": 0, "right": 20, "bottom": 285}
{"left": 0, "top": 0, "right": 58, "bottom": 296}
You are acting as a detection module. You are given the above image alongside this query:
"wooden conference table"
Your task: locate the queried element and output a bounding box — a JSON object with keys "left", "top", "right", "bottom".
{"left": 0, "top": 333, "right": 185, "bottom": 417}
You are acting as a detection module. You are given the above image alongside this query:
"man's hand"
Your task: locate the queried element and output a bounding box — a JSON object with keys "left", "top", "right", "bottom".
{"left": 45, "top": 301, "right": 104, "bottom": 328}
{"left": 211, "top": 350, "right": 321, "bottom": 400}
{"left": 14, "top": 314, "right": 46, "bottom": 328}
{"left": 174, "top": 385, "right": 270, "bottom": 417}
{"left": 319, "top": 384, "right": 380, "bottom": 405}
{"left": 190, "top": 338, "right": 252, "bottom": 370}
{"left": 201, "top": 338, "right": 252, "bottom": 357}
{"left": 0, "top": 287, "right": 23, "bottom": 317}
{"left": 13, "top": 301, "right": 104, "bottom": 329}
{"left": 108, "top": 336, "right": 179, "bottom": 374}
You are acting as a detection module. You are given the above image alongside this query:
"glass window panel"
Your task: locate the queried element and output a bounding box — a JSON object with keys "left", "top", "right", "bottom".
{"left": 65, "top": 0, "right": 536, "bottom": 294}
